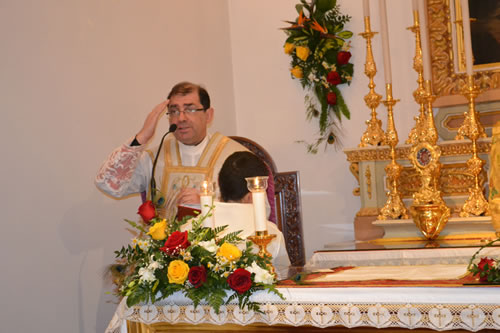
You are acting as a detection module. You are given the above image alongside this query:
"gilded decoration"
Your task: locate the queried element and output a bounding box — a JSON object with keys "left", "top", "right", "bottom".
{"left": 344, "top": 139, "right": 491, "bottom": 162}
{"left": 365, "top": 166, "right": 372, "bottom": 199}
{"left": 427, "top": 0, "right": 500, "bottom": 97}
{"left": 349, "top": 162, "right": 360, "bottom": 196}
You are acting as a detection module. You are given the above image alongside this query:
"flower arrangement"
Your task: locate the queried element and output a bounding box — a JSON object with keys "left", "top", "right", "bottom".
{"left": 283, "top": 0, "right": 353, "bottom": 153}
{"left": 112, "top": 200, "right": 283, "bottom": 313}
{"left": 467, "top": 238, "right": 500, "bottom": 284}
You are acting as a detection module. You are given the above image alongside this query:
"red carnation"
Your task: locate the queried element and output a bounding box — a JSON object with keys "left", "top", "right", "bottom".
{"left": 326, "top": 71, "right": 341, "bottom": 85}
{"left": 188, "top": 266, "right": 207, "bottom": 288}
{"left": 227, "top": 268, "right": 252, "bottom": 294}
{"left": 160, "top": 230, "right": 190, "bottom": 255}
{"left": 138, "top": 200, "right": 156, "bottom": 223}
{"left": 337, "top": 51, "right": 352, "bottom": 65}
{"left": 327, "top": 92, "right": 337, "bottom": 105}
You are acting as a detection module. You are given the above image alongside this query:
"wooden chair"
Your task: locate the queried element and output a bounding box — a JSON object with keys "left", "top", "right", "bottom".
{"left": 230, "top": 136, "right": 306, "bottom": 267}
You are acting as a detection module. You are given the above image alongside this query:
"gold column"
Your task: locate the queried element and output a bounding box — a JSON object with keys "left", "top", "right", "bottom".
{"left": 378, "top": 84, "right": 408, "bottom": 220}
{"left": 359, "top": 16, "right": 385, "bottom": 147}
{"left": 459, "top": 75, "right": 489, "bottom": 217}
{"left": 406, "top": 9, "right": 427, "bottom": 145}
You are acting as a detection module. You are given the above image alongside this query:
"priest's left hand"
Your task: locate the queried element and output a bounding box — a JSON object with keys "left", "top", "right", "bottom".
{"left": 177, "top": 188, "right": 201, "bottom": 205}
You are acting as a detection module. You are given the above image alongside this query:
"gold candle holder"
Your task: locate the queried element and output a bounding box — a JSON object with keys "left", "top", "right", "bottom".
{"left": 406, "top": 9, "right": 428, "bottom": 145}
{"left": 459, "top": 75, "right": 488, "bottom": 217}
{"left": 378, "top": 84, "right": 408, "bottom": 220}
{"left": 247, "top": 230, "right": 277, "bottom": 278}
{"left": 359, "top": 16, "right": 385, "bottom": 147}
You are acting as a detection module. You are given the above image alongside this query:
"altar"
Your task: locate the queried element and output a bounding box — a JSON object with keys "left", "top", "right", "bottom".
{"left": 106, "top": 241, "right": 500, "bottom": 333}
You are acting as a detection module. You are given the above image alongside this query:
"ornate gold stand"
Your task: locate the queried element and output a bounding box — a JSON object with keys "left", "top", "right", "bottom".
{"left": 406, "top": 10, "right": 428, "bottom": 145}
{"left": 408, "top": 80, "right": 450, "bottom": 239}
{"left": 459, "top": 75, "right": 489, "bottom": 217}
{"left": 247, "top": 230, "right": 277, "bottom": 277}
{"left": 359, "top": 16, "right": 385, "bottom": 147}
{"left": 378, "top": 84, "right": 408, "bottom": 220}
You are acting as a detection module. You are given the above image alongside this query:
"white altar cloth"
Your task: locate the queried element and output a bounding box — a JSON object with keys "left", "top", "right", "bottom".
{"left": 106, "top": 283, "right": 500, "bottom": 332}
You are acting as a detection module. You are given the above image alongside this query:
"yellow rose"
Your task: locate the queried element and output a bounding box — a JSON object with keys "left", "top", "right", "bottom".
{"left": 167, "top": 260, "right": 190, "bottom": 284}
{"left": 284, "top": 42, "right": 295, "bottom": 54}
{"left": 147, "top": 219, "right": 167, "bottom": 240}
{"left": 290, "top": 66, "right": 303, "bottom": 79}
{"left": 295, "top": 46, "right": 310, "bottom": 61}
{"left": 217, "top": 243, "right": 242, "bottom": 261}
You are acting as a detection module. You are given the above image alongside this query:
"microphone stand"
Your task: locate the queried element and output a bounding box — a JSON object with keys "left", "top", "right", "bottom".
{"left": 150, "top": 124, "right": 177, "bottom": 203}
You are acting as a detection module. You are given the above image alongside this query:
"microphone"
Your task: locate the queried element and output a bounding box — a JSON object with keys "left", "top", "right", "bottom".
{"left": 150, "top": 123, "right": 177, "bottom": 203}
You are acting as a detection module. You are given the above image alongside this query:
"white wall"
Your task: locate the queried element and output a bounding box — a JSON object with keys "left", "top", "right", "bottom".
{"left": 1, "top": 0, "right": 422, "bottom": 331}
{"left": 228, "top": 0, "right": 416, "bottom": 259}
{"left": 1, "top": 1, "right": 235, "bottom": 332}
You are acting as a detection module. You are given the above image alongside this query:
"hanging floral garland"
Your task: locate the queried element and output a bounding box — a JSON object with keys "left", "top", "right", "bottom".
{"left": 283, "top": 0, "right": 353, "bottom": 153}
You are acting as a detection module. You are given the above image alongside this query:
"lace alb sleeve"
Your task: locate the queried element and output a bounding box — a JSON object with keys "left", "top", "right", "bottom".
{"left": 95, "top": 138, "right": 152, "bottom": 198}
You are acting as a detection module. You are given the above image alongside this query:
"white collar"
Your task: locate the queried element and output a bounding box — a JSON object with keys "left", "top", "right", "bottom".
{"left": 178, "top": 134, "right": 210, "bottom": 155}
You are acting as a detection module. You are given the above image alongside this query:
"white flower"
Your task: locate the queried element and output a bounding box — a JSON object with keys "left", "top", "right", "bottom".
{"left": 138, "top": 267, "right": 156, "bottom": 283}
{"left": 322, "top": 61, "right": 329, "bottom": 69}
{"left": 342, "top": 41, "right": 351, "bottom": 51}
{"left": 199, "top": 239, "right": 218, "bottom": 253}
{"left": 247, "top": 261, "right": 274, "bottom": 284}
{"left": 148, "top": 260, "right": 163, "bottom": 271}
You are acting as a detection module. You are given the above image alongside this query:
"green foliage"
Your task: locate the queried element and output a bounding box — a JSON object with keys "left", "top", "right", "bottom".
{"left": 283, "top": 0, "right": 353, "bottom": 153}
{"left": 467, "top": 237, "right": 500, "bottom": 284}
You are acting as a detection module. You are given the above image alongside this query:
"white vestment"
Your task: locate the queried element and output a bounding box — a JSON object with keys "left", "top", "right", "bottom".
{"left": 95, "top": 132, "right": 248, "bottom": 218}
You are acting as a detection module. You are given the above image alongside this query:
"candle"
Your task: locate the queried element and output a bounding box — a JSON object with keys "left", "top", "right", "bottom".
{"left": 418, "top": 0, "right": 432, "bottom": 81}
{"left": 378, "top": 0, "right": 392, "bottom": 84}
{"left": 199, "top": 180, "right": 214, "bottom": 228}
{"left": 363, "top": 0, "right": 370, "bottom": 17}
{"left": 251, "top": 190, "right": 268, "bottom": 232}
{"left": 460, "top": 0, "right": 474, "bottom": 75}
{"left": 412, "top": 0, "right": 418, "bottom": 11}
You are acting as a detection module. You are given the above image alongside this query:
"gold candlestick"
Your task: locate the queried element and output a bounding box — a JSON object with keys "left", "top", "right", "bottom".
{"left": 406, "top": 9, "right": 428, "bottom": 145}
{"left": 359, "top": 16, "right": 385, "bottom": 147}
{"left": 459, "top": 75, "right": 488, "bottom": 217}
{"left": 247, "top": 230, "right": 277, "bottom": 278}
{"left": 378, "top": 84, "right": 408, "bottom": 220}
{"left": 455, "top": 77, "right": 486, "bottom": 140}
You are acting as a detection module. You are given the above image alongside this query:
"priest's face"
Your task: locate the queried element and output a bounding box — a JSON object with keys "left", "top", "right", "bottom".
{"left": 167, "top": 91, "right": 214, "bottom": 145}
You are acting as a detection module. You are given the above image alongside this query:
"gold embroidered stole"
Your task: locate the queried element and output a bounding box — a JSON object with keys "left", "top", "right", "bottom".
{"left": 159, "top": 132, "right": 229, "bottom": 219}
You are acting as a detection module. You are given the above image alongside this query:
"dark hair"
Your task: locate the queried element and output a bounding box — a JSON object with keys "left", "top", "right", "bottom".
{"left": 218, "top": 151, "right": 269, "bottom": 202}
{"left": 167, "top": 81, "right": 211, "bottom": 110}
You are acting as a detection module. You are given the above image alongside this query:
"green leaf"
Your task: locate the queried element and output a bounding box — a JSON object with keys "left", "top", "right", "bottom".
{"left": 316, "top": 0, "right": 336, "bottom": 12}
{"left": 337, "top": 30, "right": 353, "bottom": 39}
{"left": 295, "top": 4, "right": 303, "bottom": 14}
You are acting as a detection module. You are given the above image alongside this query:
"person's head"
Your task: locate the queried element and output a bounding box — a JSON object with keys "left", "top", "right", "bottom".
{"left": 218, "top": 151, "right": 269, "bottom": 203}
{"left": 167, "top": 82, "right": 214, "bottom": 145}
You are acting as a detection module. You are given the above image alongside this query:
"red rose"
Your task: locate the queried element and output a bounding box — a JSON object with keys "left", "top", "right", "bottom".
{"left": 227, "top": 268, "right": 252, "bottom": 294}
{"left": 188, "top": 265, "right": 207, "bottom": 288}
{"left": 337, "top": 51, "right": 352, "bottom": 65}
{"left": 327, "top": 92, "right": 337, "bottom": 105}
{"left": 160, "top": 231, "right": 190, "bottom": 255}
{"left": 138, "top": 200, "right": 156, "bottom": 223}
{"left": 477, "top": 257, "right": 495, "bottom": 282}
{"left": 326, "top": 71, "right": 341, "bottom": 85}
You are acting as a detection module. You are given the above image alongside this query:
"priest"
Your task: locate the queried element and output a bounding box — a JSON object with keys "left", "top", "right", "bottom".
{"left": 95, "top": 81, "right": 247, "bottom": 219}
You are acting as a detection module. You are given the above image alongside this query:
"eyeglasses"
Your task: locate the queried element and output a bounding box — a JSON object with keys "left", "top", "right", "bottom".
{"left": 166, "top": 106, "right": 206, "bottom": 117}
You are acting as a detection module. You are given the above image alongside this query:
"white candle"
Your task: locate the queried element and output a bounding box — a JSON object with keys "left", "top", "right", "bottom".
{"left": 418, "top": 0, "right": 432, "bottom": 81}
{"left": 251, "top": 190, "right": 268, "bottom": 232}
{"left": 412, "top": 0, "right": 418, "bottom": 11}
{"left": 200, "top": 195, "right": 214, "bottom": 228}
{"left": 460, "top": 0, "right": 474, "bottom": 75}
{"left": 378, "top": 0, "right": 392, "bottom": 84}
{"left": 363, "top": 0, "right": 370, "bottom": 17}
{"left": 199, "top": 180, "right": 214, "bottom": 228}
